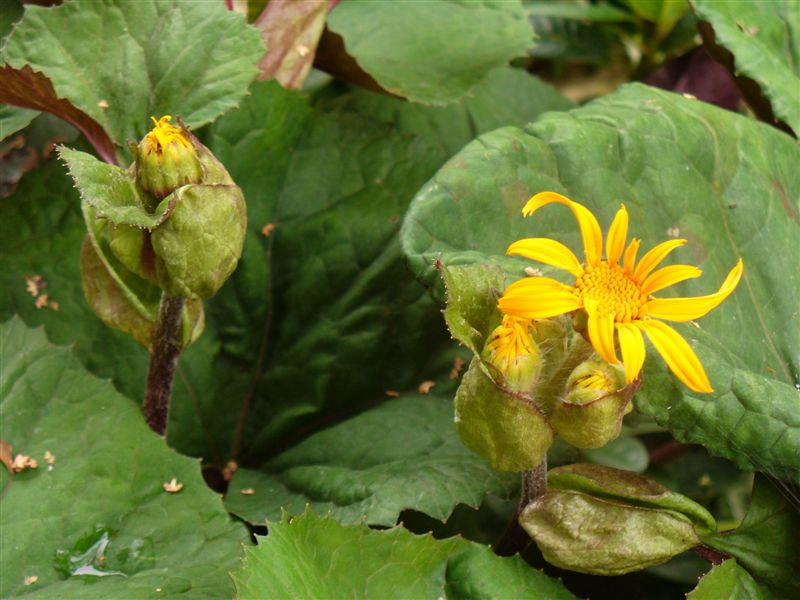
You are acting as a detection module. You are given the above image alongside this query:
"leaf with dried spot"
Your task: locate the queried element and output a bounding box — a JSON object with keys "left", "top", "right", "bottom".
{"left": 254, "top": 0, "right": 330, "bottom": 89}
{"left": 0, "top": 317, "right": 247, "bottom": 598}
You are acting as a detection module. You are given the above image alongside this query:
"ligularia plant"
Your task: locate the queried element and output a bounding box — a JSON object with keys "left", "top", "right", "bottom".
{"left": 2, "top": 1, "right": 797, "bottom": 598}
{"left": 444, "top": 190, "right": 744, "bottom": 574}
{"left": 59, "top": 115, "right": 246, "bottom": 434}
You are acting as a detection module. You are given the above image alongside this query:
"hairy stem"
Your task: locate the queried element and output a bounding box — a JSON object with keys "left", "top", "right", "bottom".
{"left": 143, "top": 293, "right": 185, "bottom": 436}
{"left": 494, "top": 456, "right": 548, "bottom": 557}
{"left": 520, "top": 456, "right": 548, "bottom": 510}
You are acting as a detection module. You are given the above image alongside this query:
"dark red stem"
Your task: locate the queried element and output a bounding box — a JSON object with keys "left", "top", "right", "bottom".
{"left": 142, "top": 293, "right": 185, "bottom": 436}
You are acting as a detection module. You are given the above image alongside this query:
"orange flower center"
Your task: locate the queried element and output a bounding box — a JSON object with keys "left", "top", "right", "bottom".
{"left": 574, "top": 262, "right": 646, "bottom": 323}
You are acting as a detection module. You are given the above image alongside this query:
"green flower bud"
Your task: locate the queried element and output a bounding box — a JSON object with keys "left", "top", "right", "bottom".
{"left": 128, "top": 115, "right": 247, "bottom": 299}
{"left": 482, "top": 315, "right": 542, "bottom": 393}
{"left": 519, "top": 464, "right": 716, "bottom": 575}
{"left": 134, "top": 116, "right": 204, "bottom": 200}
{"left": 550, "top": 358, "right": 633, "bottom": 448}
{"left": 151, "top": 183, "right": 247, "bottom": 298}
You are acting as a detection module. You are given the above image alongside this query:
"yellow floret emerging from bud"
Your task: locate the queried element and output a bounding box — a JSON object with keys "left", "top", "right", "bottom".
{"left": 143, "top": 116, "right": 193, "bottom": 156}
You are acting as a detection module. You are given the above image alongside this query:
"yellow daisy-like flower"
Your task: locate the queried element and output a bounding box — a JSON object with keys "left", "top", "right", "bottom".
{"left": 497, "top": 192, "right": 743, "bottom": 393}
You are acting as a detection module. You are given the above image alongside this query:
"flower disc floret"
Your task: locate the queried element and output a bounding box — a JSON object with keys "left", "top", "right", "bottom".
{"left": 575, "top": 263, "right": 647, "bottom": 323}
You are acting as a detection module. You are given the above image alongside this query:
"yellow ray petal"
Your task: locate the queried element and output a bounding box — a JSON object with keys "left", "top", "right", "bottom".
{"left": 643, "top": 259, "right": 744, "bottom": 322}
{"left": 585, "top": 299, "right": 618, "bottom": 364}
{"left": 636, "top": 320, "right": 712, "bottom": 393}
{"left": 622, "top": 238, "right": 640, "bottom": 274}
{"left": 617, "top": 322, "right": 645, "bottom": 384}
{"left": 498, "top": 276, "right": 581, "bottom": 319}
{"left": 507, "top": 238, "right": 584, "bottom": 277}
{"left": 522, "top": 192, "right": 603, "bottom": 266}
{"left": 605, "top": 204, "right": 628, "bottom": 265}
{"left": 633, "top": 239, "right": 686, "bottom": 283}
{"left": 641, "top": 264, "right": 702, "bottom": 295}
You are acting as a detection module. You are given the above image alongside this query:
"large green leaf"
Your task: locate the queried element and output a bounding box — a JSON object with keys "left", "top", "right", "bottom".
{"left": 1, "top": 0, "right": 264, "bottom": 153}
{"left": 321, "top": 67, "right": 574, "bottom": 157}
{"left": 636, "top": 352, "right": 800, "bottom": 483}
{"left": 400, "top": 83, "right": 800, "bottom": 483}
{"left": 704, "top": 476, "right": 800, "bottom": 595}
{"left": 231, "top": 510, "right": 576, "bottom": 600}
{"left": 0, "top": 317, "right": 247, "bottom": 599}
{"left": 693, "top": 0, "right": 800, "bottom": 135}
{"left": 225, "top": 393, "right": 516, "bottom": 527}
{"left": 325, "top": 0, "right": 533, "bottom": 106}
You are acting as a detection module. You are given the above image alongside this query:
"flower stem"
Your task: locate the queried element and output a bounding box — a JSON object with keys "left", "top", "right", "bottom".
{"left": 494, "top": 456, "right": 548, "bottom": 557}
{"left": 143, "top": 293, "right": 185, "bottom": 436}
{"left": 520, "top": 456, "right": 548, "bottom": 508}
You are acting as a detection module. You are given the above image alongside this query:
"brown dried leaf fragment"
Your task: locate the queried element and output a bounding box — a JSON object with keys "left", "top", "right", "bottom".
{"left": 11, "top": 453, "right": 38, "bottom": 473}
{"left": 449, "top": 357, "right": 464, "bottom": 380}
{"left": 0, "top": 440, "right": 13, "bottom": 472}
{"left": 24, "top": 274, "right": 44, "bottom": 297}
{"left": 222, "top": 460, "right": 238, "bottom": 481}
{"left": 417, "top": 380, "right": 436, "bottom": 395}
{"left": 384, "top": 390, "right": 400, "bottom": 398}
{"left": 163, "top": 478, "right": 183, "bottom": 493}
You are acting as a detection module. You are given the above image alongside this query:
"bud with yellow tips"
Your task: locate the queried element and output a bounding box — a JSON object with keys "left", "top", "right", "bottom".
{"left": 550, "top": 358, "right": 635, "bottom": 448}
{"left": 482, "top": 314, "right": 543, "bottom": 393}
{"left": 133, "top": 116, "right": 204, "bottom": 201}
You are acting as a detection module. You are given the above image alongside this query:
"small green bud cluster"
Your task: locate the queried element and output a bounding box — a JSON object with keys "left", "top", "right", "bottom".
{"left": 60, "top": 115, "right": 247, "bottom": 349}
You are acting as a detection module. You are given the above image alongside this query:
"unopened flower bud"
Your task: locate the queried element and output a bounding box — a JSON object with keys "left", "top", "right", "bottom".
{"left": 565, "top": 360, "right": 626, "bottom": 405}
{"left": 551, "top": 358, "right": 632, "bottom": 448}
{"left": 130, "top": 115, "right": 247, "bottom": 299}
{"left": 134, "top": 116, "right": 203, "bottom": 200}
{"left": 482, "top": 315, "right": 542, "bottom": 393}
